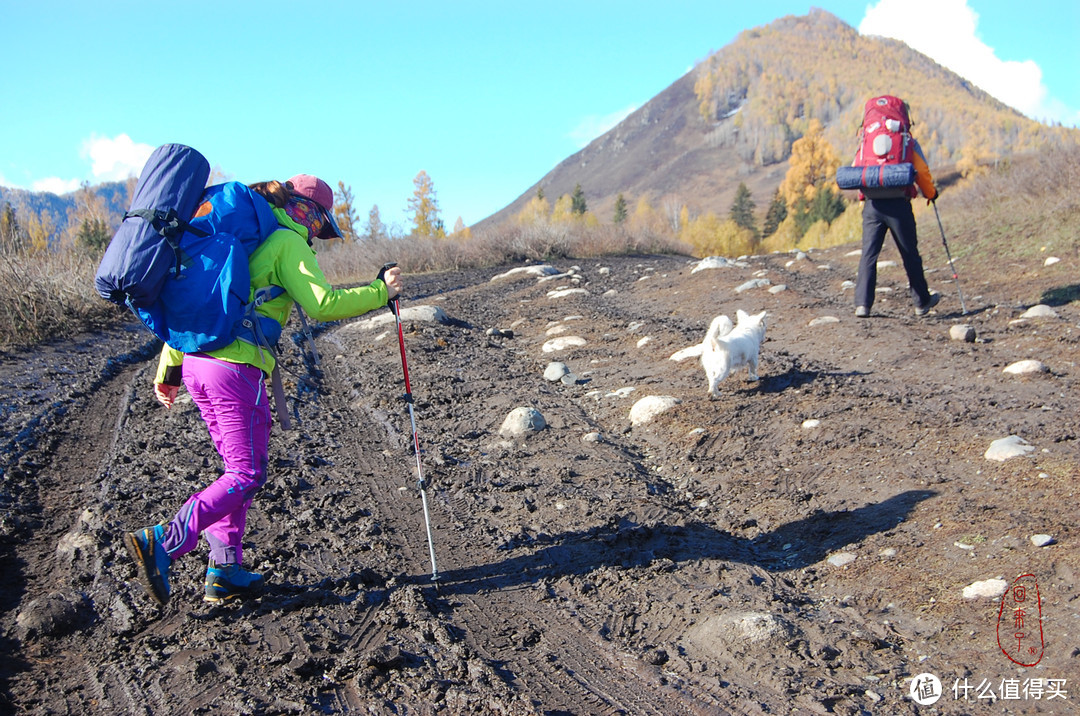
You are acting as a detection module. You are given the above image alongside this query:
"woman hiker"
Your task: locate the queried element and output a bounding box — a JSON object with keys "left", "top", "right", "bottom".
{"left": 124, "top": 174, "right": 402, "bottom": 606}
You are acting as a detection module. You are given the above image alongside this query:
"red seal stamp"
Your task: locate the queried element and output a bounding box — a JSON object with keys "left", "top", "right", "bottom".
{"left": 997, "top": 573, "right": 1043, "bottom": 667}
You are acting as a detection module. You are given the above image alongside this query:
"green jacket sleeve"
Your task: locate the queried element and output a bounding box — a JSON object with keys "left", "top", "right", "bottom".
{"left": 154, "top": 344, "right": 185, "bottom": 385}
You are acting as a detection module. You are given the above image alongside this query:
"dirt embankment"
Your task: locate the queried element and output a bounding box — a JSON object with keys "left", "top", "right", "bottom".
{"left": 1, "top": 249, "right": 1077, "bottom": 715}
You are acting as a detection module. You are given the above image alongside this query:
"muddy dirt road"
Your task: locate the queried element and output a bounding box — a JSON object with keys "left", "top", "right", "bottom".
{"left": 1, "top": 247, "right": 1077, "bottom": 714}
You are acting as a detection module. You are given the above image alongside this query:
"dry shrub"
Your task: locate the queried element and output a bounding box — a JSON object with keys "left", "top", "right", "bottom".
{"left": 0, "top": 247, "right": 121, "bottom": 348}
{"left": 315, "top": 224, "right": 688, "bottom": 286}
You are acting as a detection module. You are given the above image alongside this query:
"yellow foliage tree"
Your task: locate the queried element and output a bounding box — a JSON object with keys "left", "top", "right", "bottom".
{"left": 407, "top": 170, "right": 445, "bottom": 237}
{"left": 798, "top": 219, "right": 830, "bottom": 249}
{"left": 628, "top": 197, "right": 667, "bottom": 235}
{"left": 758, "top": 215, "right": 801, "bottom": 253}
{"left": 821, "top": 201, "right": 863, "bottom": 248}
{"left": 778, "top": 119, "right": 842, "bottom": 206}
{"left": 681, "top": 213, "right": 757, "bottom": 258}
{"left": 515, "top": 195, "right": 551, "bottom": 226}
{"left": 551, "top": 194, "right": 575, "bottom": 224}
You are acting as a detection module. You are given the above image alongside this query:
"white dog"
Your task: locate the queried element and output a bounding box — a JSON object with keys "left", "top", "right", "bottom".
{"left": 701, "top": 309, "right": 767, "bottom": 397}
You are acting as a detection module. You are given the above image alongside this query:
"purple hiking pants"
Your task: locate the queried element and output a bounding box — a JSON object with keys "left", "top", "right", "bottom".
{"left": 160, "top": 355, "right": 271, "bottom": 566}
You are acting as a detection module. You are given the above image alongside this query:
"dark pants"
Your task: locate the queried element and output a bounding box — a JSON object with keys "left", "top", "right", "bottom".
{"left": 855, "top": 197, "right": 932, "bottom": 310}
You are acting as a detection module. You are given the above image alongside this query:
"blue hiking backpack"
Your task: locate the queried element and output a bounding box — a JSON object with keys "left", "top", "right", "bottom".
{"left": 95, "top": 144, "right": 283, "bottom": 353}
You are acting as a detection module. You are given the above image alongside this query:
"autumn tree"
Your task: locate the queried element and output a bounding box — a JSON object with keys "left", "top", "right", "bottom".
{"left": 334, "top": 182, "right": 360, "bottom": 242}
{"left": 729, "top": 182, "right": 758, "bottom": 237}
{"left": 516, "top": 194, "right": 551, "bottom": 225}
{"left": 66, "top": 182, "right": 112, "bottom": 253}
{"left": 0, "top": 203, "right": 20, "bottom": 253}
{"left": 407, "top": 170, "right": 444, "bottom": 237}
{"left": 613, "top": 193, "right": 627, "bottom": 224}
{"left": 364, "top": 204, "right": 387, "bottom": 242}
{"left": 451, "top": 216, "right": 472, "bottom": 239}
{"left": 778, "top": 119, "right": 841, "bottom": 206}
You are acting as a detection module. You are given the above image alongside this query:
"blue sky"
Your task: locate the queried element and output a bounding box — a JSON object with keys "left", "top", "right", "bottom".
{"left": 1, "top": 0, "right": 1077, "bottom": 229}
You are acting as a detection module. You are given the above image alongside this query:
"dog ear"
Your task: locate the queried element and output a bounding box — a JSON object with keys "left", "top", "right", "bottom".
{"left": 736, "top": 309, "right": 748, "bottom": 322}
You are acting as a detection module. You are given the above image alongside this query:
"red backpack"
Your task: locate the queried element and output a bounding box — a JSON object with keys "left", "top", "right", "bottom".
{"left": 836, "top": 95, "right": 917, "bottom": 196}
{"left": 855, "top": 95, "right": 912, "bottom": 167}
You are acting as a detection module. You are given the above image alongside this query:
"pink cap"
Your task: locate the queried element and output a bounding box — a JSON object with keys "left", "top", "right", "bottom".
{"left": 287, "top": 174, "right": 342, "bottom": 238}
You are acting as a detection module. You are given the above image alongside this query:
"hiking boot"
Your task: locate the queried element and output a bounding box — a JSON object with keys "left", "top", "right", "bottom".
{"left": 124, "top": 524, "right": 172, "bottom": 606}
{"left": 855, "top": 306, "right": 870, "bottom": 318}
{"left": 204, "top": 560, "right": 265, "bottom": 603}
{"left": 915, "top": 293, "right": 941, "bottom": 316}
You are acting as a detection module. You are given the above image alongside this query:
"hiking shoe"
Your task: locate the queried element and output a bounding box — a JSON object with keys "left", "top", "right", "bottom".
{"left": 204, "top": 560, "right": 265, "bottom": 603}
{"left": 124, "top": 524, "right": 172, "bottom": 607}
{"left": 915, "top": 293, "right": 941, "bottom": 316}
{"left": 855, "top": 306, "right": 870, "bottom": 318}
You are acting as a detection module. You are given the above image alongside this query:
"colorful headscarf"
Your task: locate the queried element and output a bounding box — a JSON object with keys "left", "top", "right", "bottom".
{"left": 284, "top": 196, "right": 325, "bottom": 243}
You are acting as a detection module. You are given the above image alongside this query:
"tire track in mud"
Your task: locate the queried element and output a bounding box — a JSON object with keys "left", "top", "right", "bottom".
{"left": 318, "top": 264, "right": 745, "bottom": 713}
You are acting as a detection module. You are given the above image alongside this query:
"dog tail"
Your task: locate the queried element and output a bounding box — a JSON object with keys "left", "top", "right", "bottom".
{"left": 705, "top": 315, "right": 733, "bottom": 343}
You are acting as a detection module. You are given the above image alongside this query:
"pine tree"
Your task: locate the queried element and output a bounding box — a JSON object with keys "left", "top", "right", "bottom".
{"left": 334, "top": 182, "right": 360, "bottom": 242}
{"left": 762, "top": 189, "right": 788, "bottom": 238}
{"left": 729, "top": 182, "right": 758, "bottom": 237}
{"left": 571, "top": 184, "right": 587, "bottom": 215}
{"left": 407, "top": 170, "right": 444, "bottom": 237}
{"left": 613, "top": 193, "right": 627, "bottom": 224}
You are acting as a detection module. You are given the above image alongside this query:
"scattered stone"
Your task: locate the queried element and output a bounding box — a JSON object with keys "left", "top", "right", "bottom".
{"left": 827, "top": 552, "right": 856, "bottom": 567}
{"left": 543, "top": 362, "right": 570, "bottom": 382}
{"left": 878, "top": 548, "right": 898, "bottom": 558}
{"left": 636, "top": 336, "right": 651, "bottom": 348}
{"left": 547, "top": 287, "right": 589, "bottom": 299}
{"left": 582, "top": 432, "right": 602, "bottom": 443}
{"left": 545, "top": 324, "right": 569, "bottom": 336}
{"left": 605, "top": 387, "right": 635, "bottom": 398}
{"left": 1030, "top": 534, "right": 1055, "bottom": 547}
{"left": 985, "top": 435, "right": 1035, "bottom": 461}
{"left": 735, "top": 278, "right": 771, "bottom": 293}
{"left": 559, "top": 373, "right": 579, "bottom": 386}
{"left": 1003, "top": 359, "right": 1048, "bottom": 375}
{"left": 1020, "top": 304, "right": 1058, "bottom": 319}
{"left": 841, "top": 280, "right": 856, "bottom": 291}
{"left": 498, "top": 407, "right": 547, "bottom": 438}
{"left": 962, "top": 578, "right": 1008, "bottom": 599}
{"left": 801, "top": 419, "right": 821, "bottom": 429}
{"left": 485, "top": 327, "right": 514, "bottom": 338}
{"left": 1044, "top": 256, "right": 1060, "bottom": 266}
{"left": 808, "top": 316, "right": 840, "bottom": 326}
{"left": 950, "top": 324, "right": 976, "bottom": 342}
{"left": 349, "top": 304, "right": 450, "bottom": 330}
{"left": 877, "top": 260, "right": 897, "bottom": 269}
{"left": 628, "top": 395, "right": 681, "bottom": 426}
{"left": 542, "top": 336, "right": 587, "bottom": 353}
{"left": 768, "top": 284, "right": 787, "bottom": 294}
{"left": 490, "top": 265, "right": 559, "bottom": 281}
{"left": 691, "top": 256, "right": 733, "bottom": 273}
{"left": 597, "top": 266, "right": 611, "bottom": 275}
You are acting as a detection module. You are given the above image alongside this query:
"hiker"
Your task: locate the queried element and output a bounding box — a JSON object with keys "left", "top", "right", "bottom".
{"left": 852, "top": 97, "right": 940, "bottom": 318}
{"left": 124, "top": 174, "right": 402, "bottom": 607}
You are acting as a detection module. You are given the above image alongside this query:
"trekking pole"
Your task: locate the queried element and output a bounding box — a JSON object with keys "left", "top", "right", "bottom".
{"left": 932, "top": 201, "right": 968, "bottom": 315}
{"left": 384, "top": 264, "right": 439, "bottom": 583}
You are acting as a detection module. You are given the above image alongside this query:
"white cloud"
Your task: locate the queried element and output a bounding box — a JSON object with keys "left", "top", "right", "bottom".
{"left": 569, "top": 104, "right": 638, "bottom": 148}
{"left": 859, "top": 0, "right": 1067, "bottom": 123}
{"left": 32, "top": 177, "right": 82, "bottom": 194}
{"left": 80, "top": 134, "right": 154, "bottom": 182}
